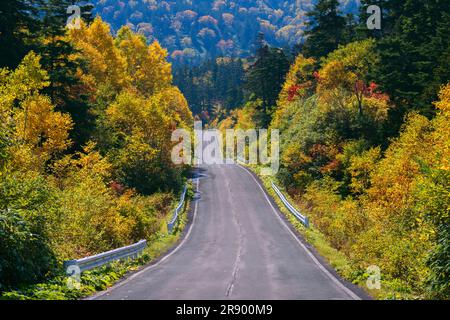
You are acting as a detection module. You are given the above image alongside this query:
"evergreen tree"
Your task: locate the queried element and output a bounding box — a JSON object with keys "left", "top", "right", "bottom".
{"left": 0, "top": 0, "right": 40, "bottom": 69}
{"left": 1, "top": 1, "right": 95, "bottom": 148}
{"left": 356, "top": 0, "right": 402, "bottom": 39}
{"left": 38, "top": 0, "right": 94, "bottom": 149}
{"left": 245, "top": 41, "right": 290, "bottom": 127}
{"left": 371, "top": 0, "right": 450, "bottom": 135}
{"left": 302, "top": 0, "right": 348, "bottom": 59}
{"left": 173, "top": 58, "right": 245, "bottom": 116}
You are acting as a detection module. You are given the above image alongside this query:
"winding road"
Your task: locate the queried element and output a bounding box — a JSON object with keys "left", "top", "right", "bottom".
{"left": 92, "top": 164, "right": 364, "bottom": 300}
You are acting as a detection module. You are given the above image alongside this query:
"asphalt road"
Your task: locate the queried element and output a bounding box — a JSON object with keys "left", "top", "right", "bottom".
{"left": 93, "top": 164, "right": 363, "bottom": 300}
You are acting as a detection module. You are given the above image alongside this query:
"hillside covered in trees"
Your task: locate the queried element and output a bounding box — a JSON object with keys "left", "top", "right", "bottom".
{"left": 216, "top": 0, "right": 450, "bottom": 299}
{"left": 173, "top": 57, "right": 246, "bottom": 116}
{"left": 91, "top": 0, "right": 361, "bottom": 117}
{"left": 92, "top": 0, "right": 360, "bottom": 64}
{"left": 0, "top": 0, "right": 449, "bottom": 301}
{"left": 1, "top": 1, "right": 192, "bottom": 296}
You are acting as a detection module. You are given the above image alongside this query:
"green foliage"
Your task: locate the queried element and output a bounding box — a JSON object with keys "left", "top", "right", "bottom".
{"left": 0, "top": 130, "right": 9, "bottom": 169}
{"left": 0, "top": 230, "right": 183, "bottom": 300}
{"left": 0, "top": 1, "right": 39, "bottom": 69}
{"left": 415, "top": 167, "right": 450, "bottom": 298}
{"left": 174, "top": 58, "right": 245, "bottom": 116}
{"left": 272, "top": 86, "right": 387, "bottom": 197}
{"left": 302, "top": 0, "right": 350, "bottom": 59}
{"left": 245, "top": 43, "right": 290, "bottom": 127}
{"left": 365, "top": 0, "right": 450, "bottom": 128}
{"left": 37, "top": 1, "right": 95, "bottom": 149}
{"left": 0, "top": 173, "right": 57, "bottom": 290}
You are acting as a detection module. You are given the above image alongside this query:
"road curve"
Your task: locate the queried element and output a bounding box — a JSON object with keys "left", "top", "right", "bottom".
{"left": 93, "top": 164, "right": 363, "bottom": 300}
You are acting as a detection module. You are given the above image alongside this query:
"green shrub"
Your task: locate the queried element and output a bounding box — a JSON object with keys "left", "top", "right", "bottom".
{"left": 0, "top": 173, "right": 57, "bottom": 290}
{"left": 414, "top": 167, "right": 450, "bottom": 298}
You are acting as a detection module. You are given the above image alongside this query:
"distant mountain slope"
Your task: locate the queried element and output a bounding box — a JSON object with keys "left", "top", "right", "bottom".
{"left": 92, "top": 0, "right": 360, "bottom": 63}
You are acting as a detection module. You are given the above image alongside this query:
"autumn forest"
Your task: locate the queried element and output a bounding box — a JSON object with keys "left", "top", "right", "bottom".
{"left": 0, "top": 0, "right": 449, "bottom": 300}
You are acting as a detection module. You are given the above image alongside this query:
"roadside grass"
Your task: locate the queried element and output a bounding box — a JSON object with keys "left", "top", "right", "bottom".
{"left": 241, "top": 163, "right": 413, "bottom": 300}
{"left": 0, "top": 184, "right": 194, "bottom": 301}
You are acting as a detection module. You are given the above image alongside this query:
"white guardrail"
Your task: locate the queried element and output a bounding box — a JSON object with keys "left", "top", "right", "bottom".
{"left": 236, "top": 156, "right": 310, "bottom": 228}
{"left": 63, "top": 240, "right": 147, "bottom": 273}
{"left": 167, "top": 184, "right": 188, "bottom": 233}
{"left": 63, "top": 184, "right": 189, "bottom": 273}
{"left": 271, "top": 182, "right": 309, "bottom": 228}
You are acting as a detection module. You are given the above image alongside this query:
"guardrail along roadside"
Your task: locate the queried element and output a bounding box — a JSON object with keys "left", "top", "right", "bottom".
{"left": 271, "top": 182, "right": 309, "bottom": 228}
{"left": 64, "top": 183, "right": 189, "bottom": 273}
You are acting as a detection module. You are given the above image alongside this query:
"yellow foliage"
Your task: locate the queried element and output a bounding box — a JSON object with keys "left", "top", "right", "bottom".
{"left": 151, "top": 86, "right": 193, "bottom": 129}
{"left": 14, "top": 95, "right": 73, "bottom": 157}
{"left": 367, "top": 114, "right": 432, "bottom": 213}
{"left": 74, "top": 142, "right": 113, "bottom": 178}
{"left": 117, "top": 129, "right": 159, "bottom": 165}
{"left": 106, "top": 90, "right": 148, "bottom": 134}
{"left": 293, "top": 86, "right": 450, "bottom": 293}
{"left": 235, "top": 101, "right": 259, "bottom": 130}
{"left": 434, "top": 84, "right": 450, "bottom": 113}
{"left": 319, "top": 60, "right": 356, "bottom": 92}
{"left": 0, "top": 52, "right": 73, "bottom": 171}
{"left": 282, "top": 144, "right": 312, "bottom": 171}
{"left": 362, "top": 96, "right": 390, "bottom": 121}
{"left": 0, "top": 52, "right": 50, "bottom": 118}
{"left": 303, "top": 182, "right": 366, "bottom": 250}
{"left": 316, "top": 39, "right": 389, "bottom": 118}
{"left": 350, "top": 92, "right": 450, "bottom": 286}
{"left": 50, "top": 142, "right": 112, "bottom": 188}
{"left": 115, "top": 26, "right": 172, "bottom": 96}
{"left": 106, "top": 90, "right": 172, "bottom": 145}
{"left": 0, "top": 16, "right": 192, "bottom": 272}
{"left": 47, "top": 143, "right": 173, "bottom": 259}
{"left": 278, "top": 54, "right": 316, "bottom": 105}
{"left": 432, "top": 84, "right": 450, "bottom": 170}
{"left": 348, "top": 147, "right": 381, "bottom": 194}
{"left": 317, "top": 60, "right": 354, "bottom": 109}
{"left": 51, "top": 174, "right": 132, "bottom": 258}
{"left": 69, "top": 17, "right": 129, "bottom": 91}
{"left": 323, "top": 39, "right": 377, "bottom": 76}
